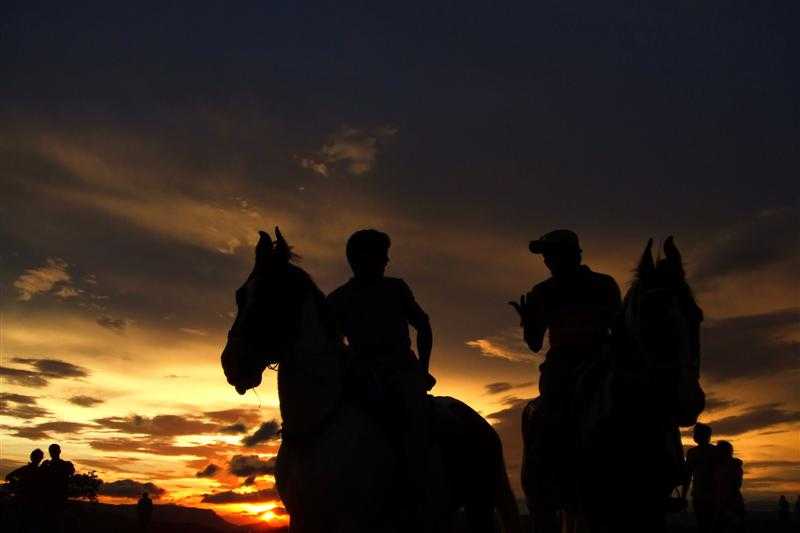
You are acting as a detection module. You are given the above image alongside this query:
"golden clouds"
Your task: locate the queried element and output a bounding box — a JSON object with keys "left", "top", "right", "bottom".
{"left": 13, "top": 257, "right": 72, "bottom": 301}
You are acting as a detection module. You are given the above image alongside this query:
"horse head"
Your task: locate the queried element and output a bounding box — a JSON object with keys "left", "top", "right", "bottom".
{"left": 220, "top": 227, "right": 329, "bottom": 395}
{"left": 629, "top": 237, "right": 706, "bottom": 425}
{"left": 625, "top": 236, "right": 704, "bottom": 374}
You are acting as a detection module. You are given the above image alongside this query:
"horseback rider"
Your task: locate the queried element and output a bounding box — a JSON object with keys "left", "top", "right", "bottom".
{"left": 327, "top": 229, "right": 435, "bottom": 526}
{"left": 511, "top": 229, "right": 621, "bottom": 412}
{"left": 511, "top": 229, "right": 621, "bottom": 513}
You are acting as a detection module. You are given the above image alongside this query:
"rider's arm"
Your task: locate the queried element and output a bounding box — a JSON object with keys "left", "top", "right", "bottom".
{"left": 522, "top": 286, "right": 547, "bottom": 352}
{"left": 400, "top": 280, "right": 432, "bottom": 373}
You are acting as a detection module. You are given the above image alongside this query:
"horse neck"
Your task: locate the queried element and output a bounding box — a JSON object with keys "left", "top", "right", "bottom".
{"left": 276, "top": 290, "right": 343, "bottom": 437}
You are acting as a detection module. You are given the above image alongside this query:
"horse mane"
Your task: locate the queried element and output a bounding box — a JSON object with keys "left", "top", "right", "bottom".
{"left": 285, "top": 263, "right": 338, "bottom": 340}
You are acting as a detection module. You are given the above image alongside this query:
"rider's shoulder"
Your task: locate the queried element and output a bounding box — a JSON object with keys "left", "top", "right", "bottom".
{"left": 584, "top": 267, "right": 620, "bottom": 289}
{"left": 530, "top": 277, "right": 555, "bottom": 294}
{"left": 384, "top": 276, "right": 410, "bottom": 289}
{"left": 327, "top": 280, "right": 354, "bottom": 302}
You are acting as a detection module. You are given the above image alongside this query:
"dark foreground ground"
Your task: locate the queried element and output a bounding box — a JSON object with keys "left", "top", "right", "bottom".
{"left": 1, "top": 499, "right": 796, "bottom": 532}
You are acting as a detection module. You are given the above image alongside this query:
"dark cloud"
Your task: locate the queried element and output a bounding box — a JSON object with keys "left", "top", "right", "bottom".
{"left": 0, "top": 393, "right": 38, "bottom": 404}
{"left": 195, "top": 464, "right": 220, "bottom": 478}
{"left": 10, "top": 421, "right": 93, "bottom": 440}
{"left": 88, "top": 437, "right": 223, "bottom": 457}
{"left": 219, "top": 422, "right": 247, "bottom": 434}
{"left": 68, "top": 395, "right": 104, "bottom": 407}
{"left": 484, "top": 381, "right": 535, "bottom": 395}
{"left": 96, "top": 315, "right": 127, "bottom": 332}
{"left": 1, "top": 403, "right": 50, "bottom": 420}
{"left": 746, "top": 460, "right": 800, "bottom": 470}
{"left": 703, "top": 394, "right": 738, "bottom": 414}
{"left": 94, "top": 414, "right": 219, "bottom": 436}
{"left": 242, "top": 475, "right": 256, "bottom": 486}
{"left": 228, "top": 454, "right": 276, "bottom": 477}
{"left": 0, "top": 366, "right": 49, "bottom": 387}
{"left": 12, "top": 358, "right": 88, "bottom": 378}
{"left": 241, "top": 420, "right": 280, "bottom": 447}
{"left": 708, "top": 403, "right": 800, "bottom": 436}
{"left": 77, "top": 457, "right": 140, "bottom": 473}
{"left": 0, "top": 393, "right": 49, "bottom": 419}
{"left": 100, "top": 479, "right": 166, "bottom": 499}
{"left": 702, "top": 308, "right": 799, "bottom": 382}
{"left": 693, "top": 207, "right": 798, "bottom": 284}
{"left": 201, "top": 488, "right": 278, "bottom": 504}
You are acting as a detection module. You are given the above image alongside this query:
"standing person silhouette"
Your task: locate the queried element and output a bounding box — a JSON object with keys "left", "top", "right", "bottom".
{"left": 714, "top": 440, "right": 745, "bottom": 533}
{"left": 41, "top": 443, "right": 75, "bottom": 533}
{"left": 510, "top": 229, "right": 620, "bottom": 529}
{"left": 794, "top": 495, "right": 800, "bottom": 522}
{"left": 682, "top": 423, "right": 718, "bottom": 533}
{"left": 5, "top": 448, "right": 45, "bottom": 532}
{"left": 137, "top": 491, "right": 154, "bottom": 531}
{"left": 327, "top": 229, "right": 434, "bottom": 531}
{"left": 778, "top": 495, "right": 790, "bottom": 522}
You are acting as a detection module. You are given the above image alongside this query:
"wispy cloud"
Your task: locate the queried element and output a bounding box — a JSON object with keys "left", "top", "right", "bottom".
{"left": 466, "top": 328, "right": 538, "bottom": 363}
{"left": 703, "top": 307, "right": 799, "bottom": 382}
{"left": 708, "top": 402, "right": 800, "bottom": 436}
{"left": 484, "top": 381, "right": 535, "bottom": 395}
{"left": 298, "top": 125, "right": 397, "bottom": 177}
{"left": 195, "top": 463, "right": 220, "bottom": 478}
{"left": 68, "top": 395, "right": 105, "bottom": 407}
{"left": 241, "top": 420, "right": 280, "bottom": 447}
{"left": 0, "top": 358, "right": 89, "bottom": 388}
{"left": 228, "top": 454, "right": 276, "bottom": 477}
{"left": 14, "top": 258, "right": 72, "bottom": 301}
{"left": 201, "top": 487, "right": 278, "bottom": 504}
{"left": 96, "top": 315, "right": 127, "bottom": 333}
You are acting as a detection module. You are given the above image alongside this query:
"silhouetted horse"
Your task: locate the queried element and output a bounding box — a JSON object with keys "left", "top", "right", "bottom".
{"left": 522, "top": 237, "right": 704, "bottom": 533}
{"left": 221, "top": 228, "right": 521, "bottom": 533}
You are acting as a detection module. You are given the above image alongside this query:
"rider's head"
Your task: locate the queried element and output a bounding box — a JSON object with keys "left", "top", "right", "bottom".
{"left": 529, "top": 229, "right": 582, "bottom": 278}
{"left": 48, "top": 443, "right": 61, "bottom": 459}
{"left": 30, "top": 448, "right": 44, "bottom": 465}
{"left": 346, "top": 229, "right": 390, "bottom": 280}
{"left": 717, "top": 440, "right": 733, "bottom": 458}
{"left": 693, "top": 423, "right": 712, "bottom": 445}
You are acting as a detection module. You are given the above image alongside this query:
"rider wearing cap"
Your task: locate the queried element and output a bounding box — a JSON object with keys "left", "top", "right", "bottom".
{"left": 511, "top": 229, "right": 621, "bottom": 410}
{"left": 511, "top": 230, "right": 621, "bottom": 513}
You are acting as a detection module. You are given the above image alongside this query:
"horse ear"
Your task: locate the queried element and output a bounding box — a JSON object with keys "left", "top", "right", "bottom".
{"left": 637, "top": 238, "right": 655, "bottom": 278}
{"left": 256, "top": 231, "right": 273, "bottom": 260}
{"left": 663, "top": 235, "right": 685, "bottom": 277}
{"left": 274, "top": 226, "right": 291, "bottom": 263}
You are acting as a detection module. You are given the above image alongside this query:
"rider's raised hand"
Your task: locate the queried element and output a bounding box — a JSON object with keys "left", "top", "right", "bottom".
{"left": 508, "top": 294, "right": 528, "bottom": 323}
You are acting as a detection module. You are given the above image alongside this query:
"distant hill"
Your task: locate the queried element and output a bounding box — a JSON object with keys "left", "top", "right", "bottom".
{"left": 0, "top": 497, "right": 287, "bottom": 533}
{"left": 3, "top": 495, "right": 795, "bottom": 532}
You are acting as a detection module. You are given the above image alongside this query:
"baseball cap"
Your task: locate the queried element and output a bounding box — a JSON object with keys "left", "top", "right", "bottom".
{"left": 529, "top": 229, "right": 581, "bottom": 254}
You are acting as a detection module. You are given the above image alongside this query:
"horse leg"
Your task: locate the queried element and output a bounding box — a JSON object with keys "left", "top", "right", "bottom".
{"left": 464, "top": 502, "right": 497, "bottom": 533}
{"left": 529, "top": 502, "right": 559, "bottom": 533}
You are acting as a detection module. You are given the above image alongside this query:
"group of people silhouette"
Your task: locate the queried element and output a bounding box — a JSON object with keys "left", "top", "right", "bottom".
{"left": 777, "top": 494, "right": 800, "bottom": 523}
{"left": 4, "top": 443, "right": 155, "bottom": 532}
{"left": 5, "top": 443, "right": 75, "bottom": 532}
{"left": 682, "top": 423, "right": 746, "bottom": 532}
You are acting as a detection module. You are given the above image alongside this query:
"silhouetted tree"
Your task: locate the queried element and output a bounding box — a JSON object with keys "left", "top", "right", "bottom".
{"left": 68, "top": 471, "right": 103, "bottom": 502}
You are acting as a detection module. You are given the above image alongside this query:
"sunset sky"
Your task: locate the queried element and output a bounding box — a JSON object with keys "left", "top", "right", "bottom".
{"left": 1, "top": 1, "right": 798, "bottom": 525}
